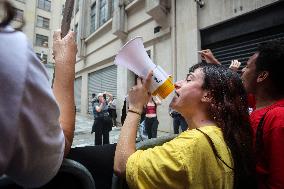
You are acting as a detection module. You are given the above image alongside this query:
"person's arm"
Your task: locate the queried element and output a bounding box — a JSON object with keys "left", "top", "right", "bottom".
{"left": 114, "top": 71, "right": 152, "bottom": 176}
{"left": 198, "top": 49, "right": 220, "bottom": 65}
{"left": 95, "top": 102, "right": 104, "bottom": 112}
{"left": 105, "top": 91, "right": 113, "bottom": 103}
{"left": 52, "top": 30, "right": 77, "bottom": 156}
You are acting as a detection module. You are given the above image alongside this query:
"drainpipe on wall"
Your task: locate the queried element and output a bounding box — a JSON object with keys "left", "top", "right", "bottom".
{"left": 171, "top": 0, "right": 177, "bottom": 82}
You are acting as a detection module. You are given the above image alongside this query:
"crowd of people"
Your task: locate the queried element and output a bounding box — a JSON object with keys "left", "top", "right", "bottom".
{"left": 1, "top": 0, "right": 284, "bottom": 188}
{"left": 121, "top": 94, "right": 163, "bottom": 140}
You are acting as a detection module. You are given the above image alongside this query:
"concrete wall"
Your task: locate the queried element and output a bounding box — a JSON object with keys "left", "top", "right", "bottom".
{"left": 198, "top": 0, "right": 279, "bottom": 29}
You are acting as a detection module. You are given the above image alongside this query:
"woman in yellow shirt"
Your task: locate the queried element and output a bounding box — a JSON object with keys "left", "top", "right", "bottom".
{"left": 114, "top": 63, "right": 257, "bottom": 189}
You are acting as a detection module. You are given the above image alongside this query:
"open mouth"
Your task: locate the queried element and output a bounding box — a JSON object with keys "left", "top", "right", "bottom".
{"left": 175, "top": 90, "right": 180, "bottom": 97}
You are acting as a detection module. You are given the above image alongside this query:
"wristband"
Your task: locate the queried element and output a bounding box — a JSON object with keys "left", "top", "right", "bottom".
{"left": 128, "top": 109, "right": 141, "bottom": 116}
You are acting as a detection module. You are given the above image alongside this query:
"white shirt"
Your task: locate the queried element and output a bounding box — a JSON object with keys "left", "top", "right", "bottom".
{"left": 0, "top": 26, "right": 65, "bottom": 187}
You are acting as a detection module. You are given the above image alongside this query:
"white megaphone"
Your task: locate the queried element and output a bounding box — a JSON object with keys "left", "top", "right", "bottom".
{"left": 114, "top": 37, "right": 174, "bottom": 99}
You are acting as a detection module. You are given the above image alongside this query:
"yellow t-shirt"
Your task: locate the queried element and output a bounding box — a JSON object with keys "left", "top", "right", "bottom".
{"left": 126, "top": 126, "right": 234, "bottom": 189}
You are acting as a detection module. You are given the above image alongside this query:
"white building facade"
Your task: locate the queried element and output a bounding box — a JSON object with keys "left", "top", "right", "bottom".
{"left": 73, "top": 0, "right": 284, "bottom": 132}
{"left": 11, "top": 0, "right": 65, "bottom": 85}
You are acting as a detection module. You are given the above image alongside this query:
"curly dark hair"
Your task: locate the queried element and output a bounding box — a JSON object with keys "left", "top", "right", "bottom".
{"left": 0, "top": 0, "right": 24, "bottom": 30}
{"left": 255, "top": 39, "right": 284, "bottom": 95}
{"left": 190, "top": 63, "right": 257, "bottom": 189}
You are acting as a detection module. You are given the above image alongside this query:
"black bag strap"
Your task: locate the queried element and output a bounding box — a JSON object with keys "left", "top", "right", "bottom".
{"left": 196, "top": 128, "right": 233, "bottom": 170}
{"left": 255, "top": 111, "right": 269, "bottom": 154}
{"left": 255, "top": 105, "right": 284, "bottom": 154}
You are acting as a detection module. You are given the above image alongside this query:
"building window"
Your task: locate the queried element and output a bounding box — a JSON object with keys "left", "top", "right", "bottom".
{"left": 110, "top": 0, "right": 114, "bottom": 17}
{"left": 14, "top": 8, "right": 24, "bottom": 22}
{"left": 74, "top": 23, "right": 78, "bottom": 42}
{"left": 75, "top": 0, "right": 80, "bottom": 13}
{"left": 38, "top": 0, "right": 51, "bottom": 12}
{"left": 90, "top": 2, "right": 96, "bottom": 33}
{"left": 36, "top": 16, "right": 50, "bottom": 29}
{"left": 35, "top": 34, "right": 48, "bottom": 47}
{"left": 36, "top": 53, "right": 48, "bottom": 63}
{"left": 99, "top": 0, "right": 107, "bottom": 26}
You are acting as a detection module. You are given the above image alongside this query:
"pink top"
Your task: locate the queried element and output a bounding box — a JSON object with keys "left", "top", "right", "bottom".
{"left": 146, "top": 105, "right": 156, "bottom": 114}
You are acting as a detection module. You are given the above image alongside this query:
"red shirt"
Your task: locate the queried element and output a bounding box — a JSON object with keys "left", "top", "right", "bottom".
{"left": 248, "top": 93, "right": 256, "bottom": 110}
{"left": 250, "top": 99, "right": 284, "bottom": 189}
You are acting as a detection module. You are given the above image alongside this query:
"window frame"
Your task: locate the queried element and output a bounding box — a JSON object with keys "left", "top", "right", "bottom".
{"left": 36, "top": 15, "right": 50, "bottom": 29}
{"left": 99, "top": 0, "right": 107, "bottom": 27}
{"left": 37, "top": 0, "right": 51, "bottom": 12}
{"left": 90, "top": 2, "right": 97, "bottom": 33}
{"left": 36, "top": 53, "right": 48, "bottom": 64}
{"left": 35, "top": 34, "right": 49, "bottom": 47}
{"left": 13, "top": 8, "right": 24, "bottom": 22}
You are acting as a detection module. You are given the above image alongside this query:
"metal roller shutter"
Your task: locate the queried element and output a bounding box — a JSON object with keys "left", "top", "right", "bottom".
{"left": 88, "top": 65, "right": 117, "bottom": 114}
{"left": 74, "top": 77, "right": 82, "bottom": 112}
{"left": 201, "top": 2, "right": 284, "bottom": 69}
{"left": 204, "top": 28, "right": 284, "bottom": 69}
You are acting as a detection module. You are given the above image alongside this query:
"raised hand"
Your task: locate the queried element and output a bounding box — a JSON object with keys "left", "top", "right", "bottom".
{"left": 229, "top": 59, "right": 241, "bottom": 72}
{"left": 198, "top": 49, "right": 220, "bottom": 65}
{"left": 128, "top": 70, "right": 153, "bottom": 113}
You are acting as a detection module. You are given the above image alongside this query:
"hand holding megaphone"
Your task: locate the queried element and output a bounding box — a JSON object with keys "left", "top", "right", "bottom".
{"left": 114, "top": 37, "right": 174, "bottom": 99}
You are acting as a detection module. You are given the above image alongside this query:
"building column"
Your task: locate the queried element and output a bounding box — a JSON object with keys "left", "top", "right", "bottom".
{"left": 78, "top": 0, "right": 87, "bottom": 57}
{"left": 175, "top": 0, "right": 200, "bottom": 81}
{"left": 80, "top": 72, "right": 89, "bottom": 115}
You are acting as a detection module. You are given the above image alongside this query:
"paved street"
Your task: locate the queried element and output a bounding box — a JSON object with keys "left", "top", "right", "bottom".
{"left": 72, "top": 114, "right": 121, "bottom": 147}
{"left": 72, "top": 114, "right": 170, "bottom": 147}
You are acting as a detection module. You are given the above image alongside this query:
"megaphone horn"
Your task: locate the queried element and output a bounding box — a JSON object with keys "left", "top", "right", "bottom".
{"left": 114, "top": 37, "right": 156, "bottom": 78}
{"left": 114, "top": 37, "right": 174, "bottom": 99}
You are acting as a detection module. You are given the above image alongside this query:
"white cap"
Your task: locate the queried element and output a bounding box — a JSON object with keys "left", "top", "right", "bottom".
{"left": 97, "top": 93, "right": 103, "bottom": 97}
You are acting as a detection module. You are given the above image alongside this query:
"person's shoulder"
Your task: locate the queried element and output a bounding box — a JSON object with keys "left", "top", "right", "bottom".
{"left": 265, "top": 106, "right": 284, "bottom": 127}
{"left": 178, "top": 126, "right": 223, "bottom": 148}
{"left": 1, "top": 28, "right": 28, "bottom": 48}
{"left": 170, "top": 129, "right": 204, "bottom": 148}
{"left": 263, "top": 99, "right": 284, "bottom": 120}
{"left": 0, "top": 30, "right": 31, "bottom": 111}
{"left": 164, "top": 127, "right": 220, "bottom": 164}
{"left": 0, "top": 28, "right": 29, "bottom": 60}
{"left": 268, "top": 106, "right": 284, "bottom": 115}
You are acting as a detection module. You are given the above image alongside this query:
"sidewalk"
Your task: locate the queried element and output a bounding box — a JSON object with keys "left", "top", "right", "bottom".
{"left": 72, "top": 114, "right": 121, "bottom": 147}
{"left": 72, "top": 114, "right": 170, "bottom": 147}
